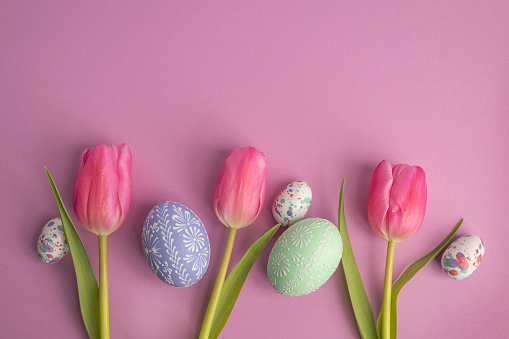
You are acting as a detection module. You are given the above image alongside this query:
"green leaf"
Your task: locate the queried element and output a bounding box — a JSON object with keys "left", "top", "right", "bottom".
{"left": 45, "top": 168, "right": 100, "bottom": 339}
{"left": 209, "top": 223, "right": 281, "bottom": 339}
{"left": 378, "top": 218, "right": 463, "bottom": 339}
{"left": 338, "top": 179, "right": 378, "bottom": 339}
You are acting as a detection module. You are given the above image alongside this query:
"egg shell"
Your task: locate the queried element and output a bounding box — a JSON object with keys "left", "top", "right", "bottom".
{"left": 267, "top": 218, "right": 343, "bottom": 296}
{"left": 37, "top": 217, "right": 68, "bottom": 264}
{"left": 142, "top": 201, "right": 210, "bottom": 287}
{"left": 441, "top": 235, "right": 485, "bottom": 280}
{"left": 272, "top": 181, "right": 312, "bottom": 226}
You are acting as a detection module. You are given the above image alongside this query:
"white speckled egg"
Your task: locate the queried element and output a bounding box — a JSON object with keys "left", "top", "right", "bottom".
{"left": 267, "top": 218, "right": 342, "bottom": 296}
{"left": 272, "top": 181, "right": 312, "bottom": 226}
{"left": 37, "top": 217, "right": 68, "bottom": 264}
{"left": 142, "top": 202, "right": 210, "bottom": 287}
{"left": 441, "top": 235, "right": 485, "bottom": 280}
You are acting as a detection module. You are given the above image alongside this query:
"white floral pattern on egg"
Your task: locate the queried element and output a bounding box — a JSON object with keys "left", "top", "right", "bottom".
{"left": 142, "top": 202, "right": 210, "bottom": 287}
{"left": 272, "top": 181, "right": 312, "bottom": 226}
{"left": 37, "top": 217, "right": 69, "bottom": 264}
{"left": 267, "top": 218, "right": 343, "bottom": 296}
{"left": 441, "top": 235, "right": 485, "bottom": 280}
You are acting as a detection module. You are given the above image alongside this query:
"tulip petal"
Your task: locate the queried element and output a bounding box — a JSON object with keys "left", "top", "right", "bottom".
{"left": 115, "top": 144, "right": 132, "bottom": 229}
{"left": 214, "top": 149, "right": 231, "bottom": 227}
{"left": 73, "top": 148, "right": 93, "bottom": 228}
{"left": 388, "top": 165, "right": 427, "bottom": 241}
{"left": 234, "top": 148, "right": 266, "bottom": 228}
{"left": 367, "top": 160, "right": 393, "bottom": 240}
{"left": 220, "top": 149, "right": 247, "bottom": 228}
{"left": 255, "top": 179, "right": 266, "bottom": 223}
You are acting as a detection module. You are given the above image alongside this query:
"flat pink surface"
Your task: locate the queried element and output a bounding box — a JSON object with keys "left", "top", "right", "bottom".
{"left": 1, "top": 1, "right": 508, "bottom": 338}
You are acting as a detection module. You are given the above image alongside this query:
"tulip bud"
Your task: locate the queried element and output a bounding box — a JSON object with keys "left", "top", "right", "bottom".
{"left": 367, "top": 160, "right": 427, "bottom": 242}
{"left": 73, "top": 144, "right": 132, "bottom": 235}
{"left": 213, "top": 146, "right": 267, "bottom": 229}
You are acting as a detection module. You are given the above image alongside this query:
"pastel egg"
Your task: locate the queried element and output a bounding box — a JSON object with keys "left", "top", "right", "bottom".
{"left": 142, "top": 201, "right": 210, "bottom": 287}
{"left": 272, "top": 181, "right": 312, "bottom": 226}
{"left": 37, "top": 217, "right": 68, "bottom": 264}
{"left": 267, "top": 218, "right": 343, "bottom": 296}
{"left": 441, "top": 235, "right": 485, "bottom": 280}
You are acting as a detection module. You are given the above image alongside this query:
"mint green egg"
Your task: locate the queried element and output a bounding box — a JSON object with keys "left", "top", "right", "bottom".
{"left": 267, "top": 218, "right": 343, "bottom": 296}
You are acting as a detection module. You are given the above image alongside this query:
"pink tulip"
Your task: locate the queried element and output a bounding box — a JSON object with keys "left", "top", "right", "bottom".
{"left": 213, "top": 146, "right": 267, "bottom": 229}
{"left": 73, "top": 144, "right": 132, "bottom": 235}
{"left": 200, "top": 146, "right": 267, "bottom": 339}
{"left": 367, "top": 160, "right": 427, "bottom": 242}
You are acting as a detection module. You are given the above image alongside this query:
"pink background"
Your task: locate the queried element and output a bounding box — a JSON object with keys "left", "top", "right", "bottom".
{"left": 1, "top": 1, "right": 508, "bottom": 338}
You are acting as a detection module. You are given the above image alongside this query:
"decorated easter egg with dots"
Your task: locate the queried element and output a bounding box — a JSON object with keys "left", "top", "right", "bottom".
{"left": 272, "top": 181, "right": 312, "bottom": 226}
{"left": 441, "top": 235, "right": 485, "bottom": 280}
{"left": 37, "top": 217, "right": 68, "bottom": 264}
{"left": 142, "top": 202, "right": 210, "bottom": 287}
{"left": 267, "top": 218, "right": 342, "bottom": 296}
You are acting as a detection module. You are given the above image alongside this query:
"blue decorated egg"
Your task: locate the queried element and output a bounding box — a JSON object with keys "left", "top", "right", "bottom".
{"left": 142, "top": 202, "right": 210, "bottom": 287}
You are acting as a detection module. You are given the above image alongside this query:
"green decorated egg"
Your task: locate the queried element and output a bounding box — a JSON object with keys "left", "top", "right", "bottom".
{"left": 267, "top": 218, "right": 343, "bottom": 296}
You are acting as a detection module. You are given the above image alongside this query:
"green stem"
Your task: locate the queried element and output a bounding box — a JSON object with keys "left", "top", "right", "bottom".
{"left": 199, "top": 228, "right": 237, "bottom": 339}
{"left": 382, "top": 241, "right": 395, "bottom": 339}
{"left": 99, "top": 235, "right": 110, "bottom": 339}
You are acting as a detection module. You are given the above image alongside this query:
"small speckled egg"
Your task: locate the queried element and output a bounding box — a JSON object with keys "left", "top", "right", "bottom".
{"left": 142, "top": 202, "right": 210, "bottom": 287}
{"left": 272, "top": 181, "right": 312, "bottom": 226}
{"left": 267, "top": 218, "right": 342, "bottom": 296}
{"left": 441, "top": 235, "right": 484, "bottom": 280}
{"left": 37, "top": 217, "right": 68, "bottom": 264}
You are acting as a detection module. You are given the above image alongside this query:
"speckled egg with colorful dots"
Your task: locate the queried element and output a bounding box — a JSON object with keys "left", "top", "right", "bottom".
{"left": 37, "top": 217, "right": 69, "bottom": 264}
{"left": 441, "top": 235, "right": 484, "bottom": 280}
{"left": 272, "top": 181, "right": 312, "bottom": 226}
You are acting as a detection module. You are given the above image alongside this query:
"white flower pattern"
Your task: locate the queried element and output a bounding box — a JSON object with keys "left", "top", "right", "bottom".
{"left": 171, "top": 205, "right": 202, "bottom": 233}
{"left": 182, "top": 227, "right": 205, "bottom": 252}
{"left": 290, "top": 225, "right": 312, "bottom": 248}
{"left": 185, "top": 250, "right": 209, "bottom": 277}
{"left": 272, "top": 252, "right": 290, "bottom": 277}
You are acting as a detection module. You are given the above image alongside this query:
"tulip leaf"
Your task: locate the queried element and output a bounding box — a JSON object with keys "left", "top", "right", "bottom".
{"left": 377, "top": 218, "right": 463, "bottom": 339}
{"left": 209, "top": 223, "right": 281, "bottom": 339}
{"left": 45, "top": 168, "right": 100, "bottom": 339}
{"left": 338, "top": 179, "right": 378, "bottom": 339}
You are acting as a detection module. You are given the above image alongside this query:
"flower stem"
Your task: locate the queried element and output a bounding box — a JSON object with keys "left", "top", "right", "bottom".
{"left": 381, "top": 240, "right": 396, "bottom": 339}
{"left": 199, "top": 227, "right": 237, "bottom": 339}
{"left": 99, "top": 235, "right": 110, "bottom": 339}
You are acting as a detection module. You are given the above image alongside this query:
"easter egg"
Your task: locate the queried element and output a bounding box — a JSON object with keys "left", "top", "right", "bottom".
{"left": 267, "top": 218, "right": 342, "bottom": 296}
{"left": 142, "top": 201, "right": 210, "bottom": 287}
{"left": 272, "top": 181, "right": 312, "bottom": 226}
{"left": 441, "top": 235, "right": 484, "bottom": 280}
{"left": 37, "top": 217, "right": 68, "bottom": 264}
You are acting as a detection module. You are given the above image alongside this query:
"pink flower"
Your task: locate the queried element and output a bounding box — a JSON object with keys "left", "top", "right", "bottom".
{"left": 73, "top": 144, "right": 132, "bottom": 235}
{"left": 367, "top": 160, "right": 427, "bottom": 242}
{"left": 214, "top": 147, "right": 267, "bottom": 229}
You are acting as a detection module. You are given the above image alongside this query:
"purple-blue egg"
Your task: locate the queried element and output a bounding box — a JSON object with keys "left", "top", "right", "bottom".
{"left": 142, "top": 201, "right": 210, "bottom": 287}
